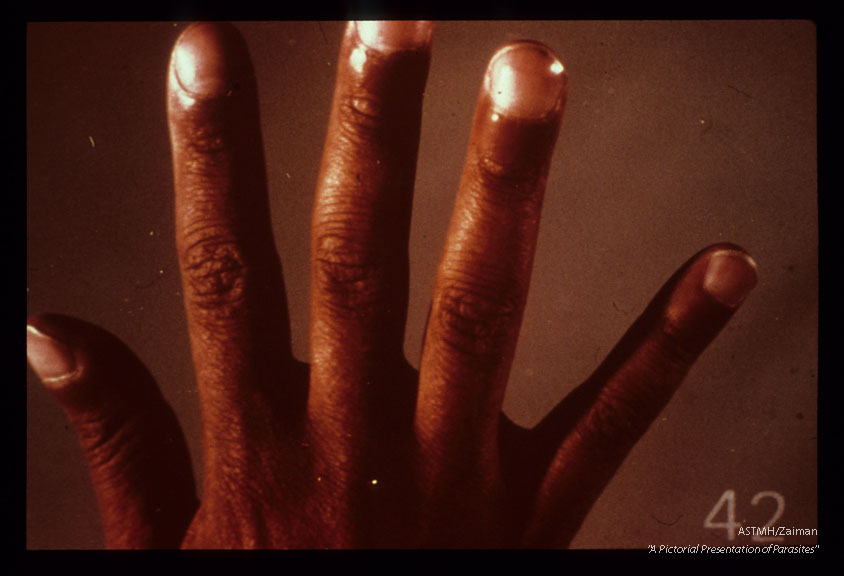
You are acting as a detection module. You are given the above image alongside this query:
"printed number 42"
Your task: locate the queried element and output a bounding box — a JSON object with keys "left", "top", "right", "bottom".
{"left": 703, "top": 489, "right": 785, "bottom": 542}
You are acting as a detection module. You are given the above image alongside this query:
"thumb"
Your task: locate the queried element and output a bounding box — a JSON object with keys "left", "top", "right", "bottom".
{"left": 26, "top": 314, "right": 197, "bottom": 549}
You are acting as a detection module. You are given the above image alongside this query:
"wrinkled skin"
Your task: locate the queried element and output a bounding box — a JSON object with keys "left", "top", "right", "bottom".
{"left": 26, "top": 22, "right": 758, "bottom": 549}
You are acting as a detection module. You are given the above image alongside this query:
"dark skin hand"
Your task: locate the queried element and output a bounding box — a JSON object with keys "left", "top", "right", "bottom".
{"left": 26, "top": 22, "right": 758, "bottom": 549}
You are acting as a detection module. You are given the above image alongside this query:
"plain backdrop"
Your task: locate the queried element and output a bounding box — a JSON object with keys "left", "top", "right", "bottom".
{"left": 26, "top": 20, "right": 817, "bottom": 549}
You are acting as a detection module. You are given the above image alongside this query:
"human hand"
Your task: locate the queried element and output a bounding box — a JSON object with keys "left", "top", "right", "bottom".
{"left": 25, "top": 21, "right": 758, "bottom": 548}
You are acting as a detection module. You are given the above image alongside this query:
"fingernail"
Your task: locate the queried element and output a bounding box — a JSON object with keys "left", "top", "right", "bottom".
{"left": 27, "top": 324, "right": 78, "bottom": 384}
{"left": 173, "top": 23, "right": 240, "bottom": 98}
{"left": 486, "top": 42, "right": 567, "bottom": 119}
{"left": 355, "top": 21, "right": 433, "bottom": 52}
{"left": 703, "top": 250, "right": 758, "bottom": 308}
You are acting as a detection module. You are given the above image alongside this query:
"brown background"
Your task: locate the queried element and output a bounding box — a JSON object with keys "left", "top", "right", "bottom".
{"left": 26, "top": 21, "right": 817, "bottom": 549}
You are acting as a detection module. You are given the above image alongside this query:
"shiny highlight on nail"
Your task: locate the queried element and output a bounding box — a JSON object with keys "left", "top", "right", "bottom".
{"left": 354, "top": 21, "right": 433, "bottom": 52}
{"left": 486, "top": 42, "right": 567, "bottom": 120}
{"left": 172, "top": 23, "right": 237, "bottom": 99}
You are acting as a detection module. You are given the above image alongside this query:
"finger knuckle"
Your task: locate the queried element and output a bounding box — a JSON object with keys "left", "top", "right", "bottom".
{"left": 313, "top": 231, "right": 387, "bottom": 317}
{"left": 474, "top": 153, "right": 542, "bottom": 206}
{"left": 434, "top": 272, "right": 523, "bottom": 359}
{"left": 179, "top": 124, "right": 231, "bottom": 178}
{"left": 181, "top": 223, "right": 249, "bottom": 317}
{"left": 656, "top": 314, "right": 700, "bottom": 372}
{"left": 75, "top": 412, "right": 143, "bottom": 484}
{"left": 580, "top": 390, "right": 647, "bottom": 452}
{"left": 578, "top": 324, "right": 698, "bottom": 451}
{"left": 336, "top": 93, "right": 387, "bottom": 145}
{"left": 187, "top": 124, "right": 228, "bottom": 156}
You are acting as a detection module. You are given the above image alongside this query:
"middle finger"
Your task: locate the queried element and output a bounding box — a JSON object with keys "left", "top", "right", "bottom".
{"left": 307, "top": 22, "right": 433, "bottom": 473}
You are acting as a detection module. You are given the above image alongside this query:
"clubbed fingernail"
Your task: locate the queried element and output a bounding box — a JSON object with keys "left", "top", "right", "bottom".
{"left": 173, "top": 22, "right": 242, "bottom": 98}
{"left": 486, "top": 41, "right": 568, "bottom": 119}
{"left": 703, "top": 250, "right": 759, "bottom": 308}
{"left": 355, "top": 21, "right": 433, "bottom": 51}
{"left": 26, "top": 324, "right": 77, "bottom": 385}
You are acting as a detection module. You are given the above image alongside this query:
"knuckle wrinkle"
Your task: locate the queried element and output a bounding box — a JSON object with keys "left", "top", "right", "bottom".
{"left": 336, "top": 94, "right": 386, "bottom": 142}
{"left": 435, "top": 279, "right": 521, "bottom": 358}
{"left": 475, "top": 154, "right": 541, "bottom": 203}
{"left": 313, "top": 232, "right": 386, "bottom": 315}
{"left": 181, "top": 225, "right": 248, "bottom": 314}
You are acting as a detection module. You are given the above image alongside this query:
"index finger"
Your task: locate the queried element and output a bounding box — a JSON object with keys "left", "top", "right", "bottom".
{"left": 167, "top": 23, "right": 294, "bottom": 462}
